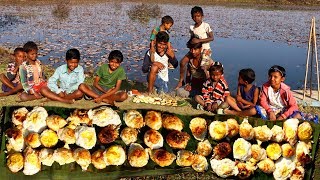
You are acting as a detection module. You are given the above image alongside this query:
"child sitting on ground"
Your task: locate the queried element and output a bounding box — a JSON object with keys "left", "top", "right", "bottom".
{"left": 40, "top": 48, "right": 84, "bottom": 104}
{"left": 142, "top": 31, "right": 178, "bottom": 93}
{"left": 0, "top": 47, "right": 25, "bottom": 97}
{"left": 224, "top": 68, "right": 259, "bottom": 116}
{"left": 189, "top": 6, "right": 214, "bottom": 79}
{"left": 19, "top": 41, "right": 47, "bottom": 101}
{"left": 195, "top": 62, "right": 240, "bottom": 113}
{"left": 256, "top": 65, "right": 301, "bottom": 120}
{"left": 79, "top": 50, "right": 128, "bottom": 105}
{"left": 150, "top": 15, "right": 174, "bottom": 68}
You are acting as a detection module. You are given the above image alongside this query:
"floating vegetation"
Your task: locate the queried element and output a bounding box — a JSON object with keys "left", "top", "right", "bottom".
{"left": 52, "top": 0, "right": 71, "bottom": 21}
{"left": 127, "top": 3, "right": 162, "bottom": 24}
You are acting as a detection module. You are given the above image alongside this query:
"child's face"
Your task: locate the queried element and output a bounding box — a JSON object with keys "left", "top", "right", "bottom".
{"left": 268, "top": 71, "right": 285, "bottom": 89}
{"left": 14, "top": 51, "right": 25, "bottom": 65}
{"left": 210, "top": 70, "right": 223, "bottom": 82}
{"left": 156, "top": 41, "right": 167, "bottom": 54}
{"left": 238, "top": 76, "right": 246, "bottom": 85}
{"left": 26, "top": 49, "right": 38, "bottom": 61}
{"left": 66, "top": 58, "right": 79, "bottom": 72}
{"left": 190, "top": 47, "right": 202, "bottom": 57}
{"left": 164, "top": 22, "right": 173, "bottom": 31}
{"left": 108, "top": 58, "right": 121, "bottom": 71}
{"left": 192, "top": 12, "right": 203, "bottom": 24}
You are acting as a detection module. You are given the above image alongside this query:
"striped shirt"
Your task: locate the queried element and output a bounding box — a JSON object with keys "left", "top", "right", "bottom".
{"left": 201, "top": 77, "right": 230, "bottom": 104}
{"left": 19, "top": 60, "right": 46, "bottom": 93}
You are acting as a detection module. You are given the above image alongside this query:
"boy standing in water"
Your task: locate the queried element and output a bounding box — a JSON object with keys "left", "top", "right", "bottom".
{"left": 79, "top": 50, "right": 128, "bottom": 105}
{"left": 41, "top": 48, "right": 84, "bottom": 104}
{"left": 189, "top": 6, "right": 214, "bottom": 79}
{"left": 142, "top": 31, "right": 178, "bottom": 93}
{"left": 19, "top": 41, "right": 47, "bottom": 101}
{"left": 0, "top": 47, "right": 24, "bottom": 96}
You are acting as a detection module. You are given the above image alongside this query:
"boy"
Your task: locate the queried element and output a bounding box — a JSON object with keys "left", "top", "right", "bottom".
{"left": 40, "top": 49, "right": 84, "bottom": 104}
{"left": 150, "top": 15, "right": 174, "bottom": 66}
{"left": 224, "top": 69, "right": 259, "bottom": 116}
{"left": 142, "top": 31, "right": 178, "bottom": 93}
{"left": 79, "top": 50, "right": 128, "bottom": 105}
{"left": 19, "top": 41, "right": 47, "bottom": 101}
{"left": 189, "top": 6, "right": 214, "bottom": 79}
{"left": 0, "top": 47, "right": 24, "bottom": 97}
{"left": 257, "top": 65, "right": 301, "bottom": 120}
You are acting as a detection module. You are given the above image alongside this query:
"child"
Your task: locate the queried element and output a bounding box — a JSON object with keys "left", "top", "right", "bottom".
{"left": 0, "top": 47, "right": 24, "bottom": 97}
{"left": 40, "top": 49, "right": 84, "bottom": 104}
{"left": 19, "top": 41, "right": 47, "bottom": 101}
{"left": 256, "top": 65, "right": 301, "bottom": 120}
{"left": 195, "top": 62, "right": 239, "bottom": 113}
{"left": 142, "top": 31, "right": 178, "bottom": 93}
{"left": 150, "top": 15, "right": 174, "bottom": 66}
{"left": 190, "top": 6, "right": 214, "bottom": 79}
{"left": 175, "top": 38, "right": 213, "bottom": 98}
{"left": 79, "top": 50, "right": 128, "bottom": 105}
{"left": 224, "top": 69, "right": 259, "bottom": 116}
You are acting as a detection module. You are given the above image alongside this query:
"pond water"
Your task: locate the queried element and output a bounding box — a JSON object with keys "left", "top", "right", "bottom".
{"left": 0, "top": 2, "right": 318, "bottom": 92}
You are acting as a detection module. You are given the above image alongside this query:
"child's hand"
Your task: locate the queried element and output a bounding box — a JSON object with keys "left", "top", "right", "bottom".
{"left": 191, "top": 38, "right": 200, "bottom": 44}
{"left": 268, "top": 112, "right": 277, "bottom": 121}
{"left": 175, "top": 81, "right": 183, "bottom": 90}
{"left": 94, "top": 97, "right": 103, "bottom": 103}
{"left": 58, "top": 92, "right": 66, "bottom": 98}
{"left": 277, "top": 115, "right": 285, "bottom": 120}
{"left": 236, "top": 95, "right": 243, "bottom": 103}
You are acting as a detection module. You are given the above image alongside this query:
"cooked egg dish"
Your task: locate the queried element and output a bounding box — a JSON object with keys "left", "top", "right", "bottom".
{"left": 233, "top": 138, "right": 252, "bottom": 161}
{"left": 162, "top": 114, "right": 184, "bottom": 131}
{"left": 46, "top": 115, "right": 67, "bottom": 132}
{"left": 210, "top": 158, "right": 239, "bottom": 178}
{"left": 120, "top": 127, "right": 138, "bottom": 145}
{"left": 239, "top": 119, "right": 254, "bottom": 140}
{"left": 209, "top": 121, "right": 228, "bottom": 141}
{"left": 23, "top": 106, "right": 48, "bottom": 133}
{"left": 144, "top": 129, "right": 163, "bottom": 149}
{"left": 128, "top": 143, "right": 149, "bottom": 167}
{"left": 189, "top": 117, "right": 207, "bottom": 141}
{"left": 145, "top": 111, "right": 162, "bottom": 130}
{"left": 103, "top": 145, "right": 126, "bottom": 166}
{"left": 88, "top": 107, "right": 121, "bottom": 127}
{"left": 73, "top": 148, "right": 92, "bottom": 171}
{"left": 148, "top": 148, "right": 176, "bottom": 167}
{"left": 123, "top": 110, "right": 145, "bottom": 129}
{"left": 40, "top": 129, "right": 59, "bottom": 148}
{"left": 176, "top": 150, "right": 194, "bottom": 167}
{"left": 196, "top": 139, "right": 212, "bottom": 157}
{"left": 7, "top": 152, "right": 24, "bottom": 173}
{"left": 75, "top": 126, "right": 96, "bottom": 149}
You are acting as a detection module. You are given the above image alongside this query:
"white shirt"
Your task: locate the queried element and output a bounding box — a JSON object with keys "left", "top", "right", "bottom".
{"left": 190, "top": 22, "right": 212, "bottom": 50}
{"left": 148, "top": 51, "right": 169, "bottom": 82}
{"left": 268, "top": 86, "right": 285, "bottom": 112}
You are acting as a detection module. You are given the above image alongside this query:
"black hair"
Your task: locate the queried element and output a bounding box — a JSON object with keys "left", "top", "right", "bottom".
{"left": 209, "top": 61, "right": 224, "bottom": 74}
{"left": 66, "top": 48, "right": 80, "bottom": 61}
{"left": 108, "top": 50, "right": 123, "bottom": 63}
{"left": 156, "top": 31, "right": 169, "bottom": 43}
{"left": 13, "top": 47, "right": 24, "bottom": 55}
{"left": 186, "top": 36, "right": 202, "bottom": 49}
{"left": 161, "top": 15, "right": 174, "bottom": 25}
{"left": 239, "top": 68, "right": 255, "bottom": 84}
{"left": 191, "top": 6, "right": 203, "bottom": 16}
{"left": 268, "top": 65, "right": 286, "bottom": 77}
{"left": 23, "top": 41, "right": 38, "bottom": 53}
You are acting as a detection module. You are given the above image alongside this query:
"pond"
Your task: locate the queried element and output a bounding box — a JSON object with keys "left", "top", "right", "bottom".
{"left": 0, "top": 2, "right": 318, "bottom": 92}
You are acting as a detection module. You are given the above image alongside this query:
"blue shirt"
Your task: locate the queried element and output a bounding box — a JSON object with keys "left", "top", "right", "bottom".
{"left": 48, "top": 64, "right": 85, "bottom": 94}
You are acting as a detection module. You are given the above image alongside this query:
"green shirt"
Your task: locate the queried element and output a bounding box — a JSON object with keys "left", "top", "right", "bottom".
{"left": 95, "top": 64, "right": 126, "bottom": 89}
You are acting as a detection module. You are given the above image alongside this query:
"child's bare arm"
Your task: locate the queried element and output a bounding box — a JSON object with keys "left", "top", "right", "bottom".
{"left": 175, "top": 55, "right": 189, "bottom": 89}
{"left": 192, "top": 31, "right": 214, "bottom": 44}
{"left": 93, "top": 76, "right": 106, "bottom": 93}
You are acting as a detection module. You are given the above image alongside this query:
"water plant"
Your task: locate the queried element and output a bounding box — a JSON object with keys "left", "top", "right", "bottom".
{"left": 127, "top": 3, "right": 162, "bottom": 24}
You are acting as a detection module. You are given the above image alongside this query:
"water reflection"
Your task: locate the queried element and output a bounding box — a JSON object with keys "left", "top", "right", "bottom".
{"left": 127, "top": 4, "right": 162, "bottom": 24}
{"left": 52, "top": 1, "right": 71, "bottom": 21}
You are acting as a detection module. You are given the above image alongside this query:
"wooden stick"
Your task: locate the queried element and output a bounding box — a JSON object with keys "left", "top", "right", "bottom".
{"left": 303, "top": 17, "right": 314, "bottom": 100}
{"left": 313, "top": 17, "right": 320, "bottom": 101}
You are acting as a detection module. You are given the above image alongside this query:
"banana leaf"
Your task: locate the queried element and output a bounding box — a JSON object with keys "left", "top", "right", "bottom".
{"left": 1, "top": 105, "right": 319, "bottom": 179}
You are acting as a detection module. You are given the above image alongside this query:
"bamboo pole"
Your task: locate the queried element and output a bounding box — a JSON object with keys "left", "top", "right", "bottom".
{"left": 303, "top": 17, "right": 314, "bottom": 100}
{"left": 313, "top": 18, "right": 320, "bottom": 101}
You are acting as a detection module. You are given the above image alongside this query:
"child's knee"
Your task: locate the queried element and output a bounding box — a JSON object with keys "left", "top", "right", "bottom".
{"left": 121, "top": 92, "right": 128, "bottom": 101}
{"left": 150, "top": 65, "right": 159, "bottom": 73}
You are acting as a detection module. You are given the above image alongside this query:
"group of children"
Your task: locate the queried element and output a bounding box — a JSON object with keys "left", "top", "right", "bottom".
{"left": 0, "top": 6, "right": 302, "bottom": 121}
